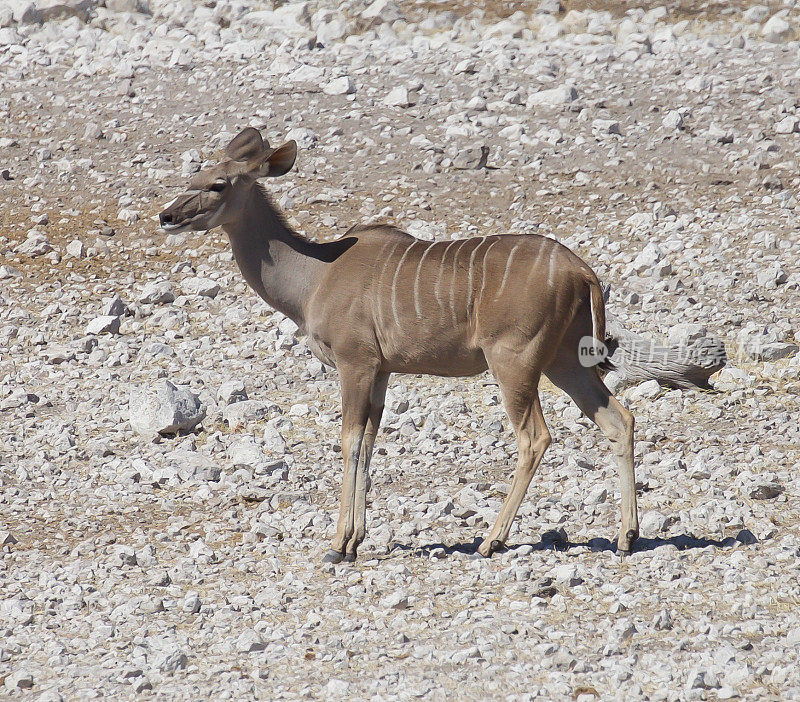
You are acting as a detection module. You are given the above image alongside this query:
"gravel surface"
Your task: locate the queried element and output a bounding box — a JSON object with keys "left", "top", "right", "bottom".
{"left": 1, "top": 1, "right": 800, "bottom": 699}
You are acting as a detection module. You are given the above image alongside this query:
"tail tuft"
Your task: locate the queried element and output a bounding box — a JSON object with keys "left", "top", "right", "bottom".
{"left": 598, "top": 345, "right": 616, "bottom": 372}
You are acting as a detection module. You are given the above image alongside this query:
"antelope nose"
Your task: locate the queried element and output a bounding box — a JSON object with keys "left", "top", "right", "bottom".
{"left": 159, "top": 211, "right": 173, "bottom": 226}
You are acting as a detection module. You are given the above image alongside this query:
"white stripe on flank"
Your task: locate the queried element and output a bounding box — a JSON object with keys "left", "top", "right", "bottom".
{"left": 546, "top": 240, "right": 559, "bottom": 288}
{"left": 524, "top": 240, "right": 543, "bottom": 288}
{"left": 391, "top": 241, "right": 417, "bottom": 327}
{"left": 377, "top": 241, "right": 401, "bottom": 329}
{"left": 476, "top": 237, "right": 499, "bottom": 312}
{"left": 413, "top": 241, "right": 436, "bottom": 317}
{"left": 434, "top": 240, "right": 459, "bottom": 315}
{"left": 466, "top": 237, "right": 487, "bottom": 316}
{"left": 449, "top": 239, "right": 469, "bottom": 325}
{"left": 494, "top": 242, "right": 520, "bottom": 301}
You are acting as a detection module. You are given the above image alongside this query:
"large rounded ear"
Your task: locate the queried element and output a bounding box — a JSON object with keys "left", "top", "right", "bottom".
{"left": 256, "top": 141, "right": 297, "bottom": 178}
{"left": 226, "top": 127, "right": 268, "bottom": 162}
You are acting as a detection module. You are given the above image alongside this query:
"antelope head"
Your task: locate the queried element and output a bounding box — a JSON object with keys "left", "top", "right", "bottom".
{"left": 159, "top": 127, "right": 297, "bottom": 233}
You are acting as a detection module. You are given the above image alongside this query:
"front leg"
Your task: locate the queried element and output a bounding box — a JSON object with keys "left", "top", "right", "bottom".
{"left": 323, "top": 364, "right": 378, "bottom": 565}
{"left": 345, "top": 372, "right": 389, "bottom": 561}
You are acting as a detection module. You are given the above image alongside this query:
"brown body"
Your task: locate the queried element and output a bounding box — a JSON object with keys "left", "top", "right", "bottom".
{"left": 160, "top": 128, "right": 638, "bottom": 562}
{"left": 308, "top": 228, "right": 602, "bottom": 378}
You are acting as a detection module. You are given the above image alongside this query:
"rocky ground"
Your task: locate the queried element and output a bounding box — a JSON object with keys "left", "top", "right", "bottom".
{"left": 2, "top": 0, "right": 800, "bottom": 699}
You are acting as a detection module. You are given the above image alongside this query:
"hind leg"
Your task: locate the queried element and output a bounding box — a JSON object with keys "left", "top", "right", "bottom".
{"left": 546, "top": 364, "right": 639, "bottom": 554}
{"left": 478, "top": 351, "right": 551, "bottom": 558}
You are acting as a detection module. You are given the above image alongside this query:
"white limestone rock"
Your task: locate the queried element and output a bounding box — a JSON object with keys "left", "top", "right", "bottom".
{"left": 384, "top": 86, "right": 417, "bottom": 108}
{"left": 138, "top": 281, "right": 175, "bottom": 304}
{"left": 323, "top": 76, "right": 355, "bottom": 96}
{"left": 662, "top": 110, "right": 685, "bottom": 130}
{"left": 761, "top": 14, "right": 792, "bottom": 42}
{"left": 526, "top": 85, "right": 577, "bottom": 107}
{"left": 236, "top": 629, "right": 266, "bottom": 652}
{"left": 361, "top": 0, "right": 404, "bottom": 24}
{"left": 217, "top": 379, "right": 248, "bottom": 405}
{"left": 223, "top": 400, "right": 279, "bottom": 429}
{"left": 16, "top": 230, "right": 53, "bottom": 257}
{"left": 0, "top": 530, "right": 18, "bottom": 546}
{"left": 85, "top": 315, "right": 120, "bottom": 335}
{"left": 128, "top": 380, "right": 205, "bottom": 438}
{"left": 181, "top": 277, "right": 220, "bottom": 298}
{"left": 775, "top": 116, "right": 799, "bottom": 134}
{"left": 65, "top": 239, "right": 85, "bottom": 258}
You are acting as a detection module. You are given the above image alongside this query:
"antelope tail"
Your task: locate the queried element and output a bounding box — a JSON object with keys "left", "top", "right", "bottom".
{"left": 586, "top": 273, "right": 613, "bottom": 372}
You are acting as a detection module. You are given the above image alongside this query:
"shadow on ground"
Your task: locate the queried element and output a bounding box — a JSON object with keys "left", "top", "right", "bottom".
{"left": 387, "top": 528, "right": 758, "bottom": 559}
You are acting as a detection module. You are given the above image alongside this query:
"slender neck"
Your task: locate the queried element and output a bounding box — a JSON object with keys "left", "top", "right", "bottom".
{"left": 221, "top": 184, "right": 323, "bottom": 329}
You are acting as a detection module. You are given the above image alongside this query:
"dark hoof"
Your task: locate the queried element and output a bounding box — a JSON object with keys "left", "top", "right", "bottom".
{"left": 472, "top": 539, "right": 504, "bottom": 559}
{"left": 342, "top": 552, "right": 357, "bottom": 563}
{"left": 616, "top": 529, "right": 639, "bottom": 556}
{"left": 322, "top": 549, "right": 344, "bottom": 564}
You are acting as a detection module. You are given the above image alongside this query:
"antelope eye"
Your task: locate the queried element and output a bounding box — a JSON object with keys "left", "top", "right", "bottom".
{"left": 209, "top": 180, "right": 227, "bottom": 192}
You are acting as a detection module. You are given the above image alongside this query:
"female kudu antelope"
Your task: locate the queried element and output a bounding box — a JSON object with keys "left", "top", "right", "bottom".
{"left": 159, "top": 128, "right": 639, "bottom": 562}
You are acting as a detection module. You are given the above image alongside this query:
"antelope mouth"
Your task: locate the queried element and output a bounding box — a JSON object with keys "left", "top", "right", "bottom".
{"left": 160, "top": 221, "right": 186, "bottom": 232}
{"left": 158, "top": 212, "right": 208, "bottom": 233}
